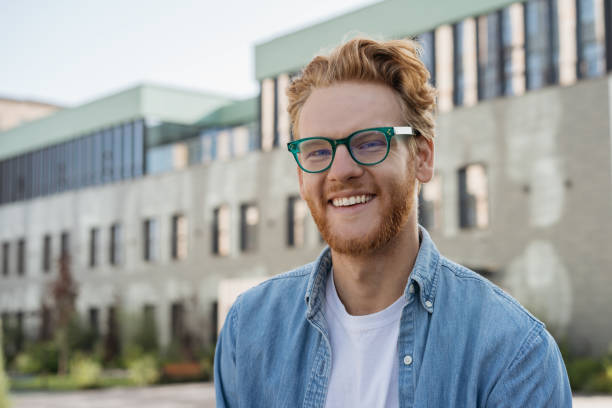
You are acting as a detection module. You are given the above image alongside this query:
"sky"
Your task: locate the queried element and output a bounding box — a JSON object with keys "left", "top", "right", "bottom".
{"left": 0, "top": 0, "right": 378, "bottom": 107}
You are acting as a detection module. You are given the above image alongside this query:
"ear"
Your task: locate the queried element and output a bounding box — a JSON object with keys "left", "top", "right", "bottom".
{"left": 414, "top": 136, "right": 434, "bottom": 183}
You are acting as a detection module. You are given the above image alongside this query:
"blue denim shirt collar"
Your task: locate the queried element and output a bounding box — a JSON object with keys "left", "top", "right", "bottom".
{"left": 304, "top": 225, "right": 441, "bottom": 319}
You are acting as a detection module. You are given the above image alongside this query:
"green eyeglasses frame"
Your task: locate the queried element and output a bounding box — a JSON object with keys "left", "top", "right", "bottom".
{"left": 286, "top": 126, "right": 419, "bottom": 173}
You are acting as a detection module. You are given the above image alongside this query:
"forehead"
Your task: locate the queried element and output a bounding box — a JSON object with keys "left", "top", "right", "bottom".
{"left": 298, "top": 81, "right": 404, "bottom": 139}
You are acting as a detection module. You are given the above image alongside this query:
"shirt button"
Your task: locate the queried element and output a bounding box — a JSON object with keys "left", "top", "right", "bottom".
{"left": 408, "top": 284, "right": 415, "bottom": 294}
{"left": 403, "top": 355, "right": 413, "bottom": 366}
{"left": 425, "top": 300, "right": 433, "bottom": 308}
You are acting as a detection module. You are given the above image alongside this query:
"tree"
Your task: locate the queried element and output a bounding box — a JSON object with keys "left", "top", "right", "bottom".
{"left": 49, "top": 252, "right": 78, "bottom": 375}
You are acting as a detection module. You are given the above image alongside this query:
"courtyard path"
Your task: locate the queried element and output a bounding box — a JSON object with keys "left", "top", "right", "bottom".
{"left": 9, "top": 382, "right": 612, "bottom": 407}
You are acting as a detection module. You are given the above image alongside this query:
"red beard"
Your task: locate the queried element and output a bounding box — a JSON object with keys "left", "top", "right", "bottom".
{"left": 305, "top": 172, "right": 416, "bottom": 256}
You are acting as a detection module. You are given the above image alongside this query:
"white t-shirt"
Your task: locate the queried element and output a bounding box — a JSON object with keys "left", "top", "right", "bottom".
{"left": 324, "top": 269, "right": 407, "bottom": 408}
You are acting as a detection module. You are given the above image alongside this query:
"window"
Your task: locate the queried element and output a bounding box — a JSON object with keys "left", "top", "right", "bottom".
{"left": 170, "top": 301, "right": 185, "bottom": 343}
{"left": 2, "top": 242, "right": 9, "bottom": 276}
{"left": 103, "top": 128, "right": 114, "bottom": 182}
{"left": 43, "top": 235, "right": 51, "bottom": 272}
{"left": 17, "top": 239, "right": 25, "bottom": 276}
{"left": 458, "top": 164, "right": 489, "bottom": 229}
{"left": 477, "top": 12, "right": 503, "bottom": 99}
{"left": 89, "top": 307, "right": 99, "bottom": 338}
{"left": 110, "top": 223, "right": 122, "bottom": 265}
{"left": 60, "top": 231, "right": 70, "bottom": 255}
{"left": 143, "top": 218, "right": 158, "bottom": 262}
{"left": 418, "top": 175, "right": 443, "bottom": 230}
{"left": 89, "top": 228, "right": 99, "bottom": 268}
{"left": 122, "top": 122, "right": 133, "bottom": 179}
{"left": 171, "top": 214, "right": 188, "bottom": 260}
{"left": 113, "top": 125, "right": 123, "bottom": 182}
{"left": 419, "top": 31, "right": 436, "bottom": 85}
{"left": 287, "top": 196, "right": 308, "bottom": 247}
{"left": 453, "top": 21, "right": 465, "bottom": 106}
{"left": 93, "top": 131, "right": 103, "bottom": 185}
{"left": 524, "top": 0, "right": 559, "bottom": 89}
{"left": 133, "top": 120, "right": 145, "bottom": 178}
{"left": 212, "top": 205, "right": 231, "bottom": 256}
{"left": 40, "top": 306, "right": 52, "bottom": 341}
{"left": 240, "top": 203, "right": 259, "bottom": 252}
{"left": 577, "top": 0, "right": 605, "bottom": 78}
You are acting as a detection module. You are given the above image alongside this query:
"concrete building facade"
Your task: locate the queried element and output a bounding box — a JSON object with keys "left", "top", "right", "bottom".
{"left": 1, "top": 0, "right": 612, "bottom": 356}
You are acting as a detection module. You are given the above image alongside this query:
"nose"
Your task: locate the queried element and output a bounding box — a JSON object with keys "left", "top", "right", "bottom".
{"left": 327, "top": 145, "right": 364, "bottom": 181}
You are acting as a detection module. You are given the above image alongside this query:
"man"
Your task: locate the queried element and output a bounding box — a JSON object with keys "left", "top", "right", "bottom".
{"left": 214, "top": 38, "right": 571, "bottom": 407}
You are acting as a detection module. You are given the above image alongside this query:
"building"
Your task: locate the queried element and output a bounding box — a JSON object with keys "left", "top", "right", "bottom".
{"left": 0, "top": 97, "right": 60, "bottom": 132}
{"left": 1, "top": 0, "right": 612, "bottom": 356}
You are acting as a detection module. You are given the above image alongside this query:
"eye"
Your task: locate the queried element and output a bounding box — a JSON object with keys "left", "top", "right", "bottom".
{"left": 306, "top": 149, "right": 332, "bottom": 159}
{"left": 355, "top": 140, "right": 386, "bottom": 150}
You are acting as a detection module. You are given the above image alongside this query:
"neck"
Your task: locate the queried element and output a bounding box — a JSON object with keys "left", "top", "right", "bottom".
{"left": 330, "top": 220, "right": 420, "bottom": 316}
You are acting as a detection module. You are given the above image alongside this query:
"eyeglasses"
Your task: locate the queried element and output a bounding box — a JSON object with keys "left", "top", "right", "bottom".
{"left": 287, "top": 126, "right": 419, "bottom": 173}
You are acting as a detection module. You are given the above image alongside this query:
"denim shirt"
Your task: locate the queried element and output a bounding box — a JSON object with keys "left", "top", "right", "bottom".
{"left": 214, "top": 228, "right": 572, "bottom": 407}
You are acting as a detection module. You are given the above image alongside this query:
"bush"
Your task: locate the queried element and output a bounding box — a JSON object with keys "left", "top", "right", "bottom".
{"left": 128, "top": 355, "right": 160, "bottom": 386}
{"left": 69, "top": 354, "right": 101, "bottom": 388}
{"left": 562, "top": 342, "right": 612, "bottom": 394}
{"left": 14, "top": 342, "right": 58, "bottom": 375}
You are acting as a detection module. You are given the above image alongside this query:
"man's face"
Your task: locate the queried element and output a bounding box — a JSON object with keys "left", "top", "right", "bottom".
{"left": 297, "top": 81, "right": 432, "bottom": 256}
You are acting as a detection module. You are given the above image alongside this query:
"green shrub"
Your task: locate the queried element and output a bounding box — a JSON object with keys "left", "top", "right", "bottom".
{"left": 69, "top": 354, "right": 101, "bottom": 388}
{"left": 0, "top": 325, "right": 10, "bottom": 408}
{"left": 566, "top": 357, "right": 604, "bottom": 390}
{"left": 127, "top": 355, "right": 160, "bottom": 386}
{"left": 13, "top": 342, "right": 58, "bottom": 375}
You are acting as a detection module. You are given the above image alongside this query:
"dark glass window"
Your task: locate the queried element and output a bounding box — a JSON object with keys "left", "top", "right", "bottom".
{"left": 419, "top": 31, "right": 436, "bottom": 86}
{"left": 103, "top": 129, "right": 113, "bottom": 183}
{"left": 43, "top": 235, "right": 51, "bottom": 273}
{"left": 287, "top": 196, "right": 307, "bottom": 247}
{"left": 40, "top": 305, "right": 52, "bottom": 341}
{"left": 524, "top": 0, "right": 559, "bottom": 89}
{"left": 453, "top": 21, "right": 465, "bottom": 106}
{"left": 2, "top": 242, "right": 9, "bottom": 276}
{"left": 15, "top": 155, "right": 25, "bottom": 201}
{"left": 60, "top": 231, "right": 70, "bottom": 255}
{"left": 89, "top": 307, "right": 99, "bottom": 338}
{"left": 212, "top": 205, "right": 230, "bottom": 256}
{"left": 31, "top": 151, "right": 40, "bottom": 198}
{"left": 577, "top": 0, "right": 605, "bottom": 78}
{"left": 122, "top": 122, "right": 133, "bottom": 179}
{"left": 143, "top": 218, "right": 158, "bottom": 262}
{"left": 458, "top": 164, "right": 489, "bottom": 229}
{"left": 0, "top": 160, "right": 6, "bottom": 204}
{"left": 17, "top": 239, "right": 25, "bottom": 276}
{"left": 24, "top": 153, "right": 32, "bottom": 200}
{"left": 89, "top": 227, "right": 99, "bottom": 268}
{"left": 501, "top": 8, "right": 515, "bottom": 95}
{"left": 113, "top": 125, "right": 123, "bottom": 182}
{"left": 133, "top": 120, "right": 145, "bottom": 177}
{"left": 93, "top": 131, "right": 103, "bottom": 185}
{"left": 478, "top": 12, "right": 503, "bottom": 99}
{"left": 240, "top": 203, "right": 259, "bottom": 252}
{"left": 70, "top": 139, "right": 80, "bottom": 190}
{"left": 171, "top": 302, "right": 185, "bottom": 343}
{"left": 171, "top": 214, "right": 188, "bottom": 260}
{"left": 57, "top": 143, "right": 67, "bottom": 192}
{"left": 110, "top": 223, "right": 122, "bottom": 265}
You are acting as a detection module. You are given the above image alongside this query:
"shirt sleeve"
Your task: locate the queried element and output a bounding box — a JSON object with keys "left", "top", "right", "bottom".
{"left": 486, "top": 323, "right": 572, "bottom": 408}
{"left": 214, "top": 300, "right": 240, "bottom": 408}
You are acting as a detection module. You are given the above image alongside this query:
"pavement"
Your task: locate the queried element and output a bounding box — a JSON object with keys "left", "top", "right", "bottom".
{"left": 8, "top": 383, "right": 612, "bottom": 407}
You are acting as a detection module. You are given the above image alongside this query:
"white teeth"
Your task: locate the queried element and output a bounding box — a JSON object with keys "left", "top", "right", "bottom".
{"left": 332, "top": 195, "right": 373, "bottom": 207}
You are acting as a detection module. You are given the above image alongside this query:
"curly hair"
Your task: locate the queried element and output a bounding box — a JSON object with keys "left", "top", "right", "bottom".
{"left": 286, "top": 37, "right": 437, "bottom": 156}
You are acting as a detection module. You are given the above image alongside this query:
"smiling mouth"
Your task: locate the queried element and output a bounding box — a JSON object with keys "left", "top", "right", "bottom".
{"left": 330, "top": 194, "right": 375, "bottom": 207}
